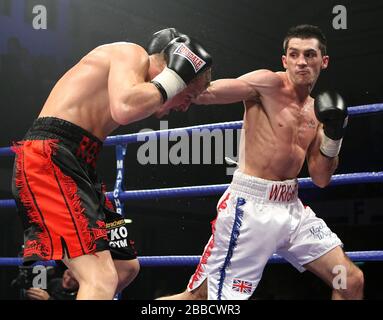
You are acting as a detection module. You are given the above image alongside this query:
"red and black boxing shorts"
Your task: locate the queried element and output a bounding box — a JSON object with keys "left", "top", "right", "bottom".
{"left": 11, "top": 117, "right": 137, "bottom": 264}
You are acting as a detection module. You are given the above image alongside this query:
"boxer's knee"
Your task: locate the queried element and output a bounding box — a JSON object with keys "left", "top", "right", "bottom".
{"left": 114, "top": 259, "right": 140, "bottom": 292}
{"left": 333, "top": 265, "right": 364, "bottom": 300}
{"left": 189, "top": 280, "right": 208, "bottom": 300}
{"left": 78, "top": 267, "right": 119, "bottom": 298}
{"left": 345, "top": 266, "right": 364, "bottom": 299}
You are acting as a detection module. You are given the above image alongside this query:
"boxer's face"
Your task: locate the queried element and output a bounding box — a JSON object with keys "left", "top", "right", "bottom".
{"left": 155, "top": 69, "right": 211, "bottom": 118}
{"left": 282, "top": 38, "right": 329, "bottom": 87}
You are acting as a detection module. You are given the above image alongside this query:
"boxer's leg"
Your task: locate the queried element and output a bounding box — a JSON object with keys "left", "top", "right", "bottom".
{"left": 304, "top": 246, "right": 364, "bottom": 300}
{"left": 63, "top": 250, "right": 119, "bottom": 300}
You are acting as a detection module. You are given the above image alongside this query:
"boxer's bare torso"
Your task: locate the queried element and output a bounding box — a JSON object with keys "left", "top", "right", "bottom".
{"left": 39, "top": 41, "right": 210, "bottom": 141}
{"left": 39, "top": 43, "right": 138, "bottom": 140}
{"left": 196, "top": 70, "right": 320, "bottom": 181}
{"left": 194, "top": 37, "right": 335, "bottom": 183}
{"left": 239, "top": 72, "right": 319, "bottom": 180}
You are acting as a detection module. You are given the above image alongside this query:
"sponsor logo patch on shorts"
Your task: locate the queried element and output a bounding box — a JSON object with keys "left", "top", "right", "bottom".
{"left": 92, "top": 220, "right": 108, "bottom": 241}
{"left": 106, "top": 219, "right": 125, "bottom": 229}
{"left": 107, "top": 219, "right": 130, "bottom": 248}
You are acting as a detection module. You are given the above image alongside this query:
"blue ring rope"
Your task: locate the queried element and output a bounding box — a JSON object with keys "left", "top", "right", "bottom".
{"left": 105, "top": 103, "right": 383, "bottom": 146}
{"left": 0, "top": 172, "right": 382, "bottom": 208}
{"left": 1, "top": 103, "right": 382, "bottom": 155}
{"left": 1, "top": 250, "right": 382, "bottom": 267}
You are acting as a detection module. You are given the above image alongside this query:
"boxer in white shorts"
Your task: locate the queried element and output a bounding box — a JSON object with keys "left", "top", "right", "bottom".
{"left": 187, "top": 171, "right": 342, "bottom": 299}
{"left": 158, "top": 25, "right": 364, "bottom": 300}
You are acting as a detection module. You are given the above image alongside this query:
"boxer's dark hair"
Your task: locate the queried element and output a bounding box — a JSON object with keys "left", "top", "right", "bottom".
{"left": 283, "top": 24, "right": 327, "bottom": 56}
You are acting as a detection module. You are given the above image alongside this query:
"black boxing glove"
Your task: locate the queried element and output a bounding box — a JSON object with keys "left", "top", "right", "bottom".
{"left": 146, "top": 28, "right": 185, "bottom": 55}
{"left": 151, "top": 35, "right": 212, "bottom": 102}
{"left": 314, "top": 91, "right": 348, "bottom": 157}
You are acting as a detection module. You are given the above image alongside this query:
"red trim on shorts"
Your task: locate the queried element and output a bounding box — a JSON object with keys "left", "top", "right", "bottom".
{"left": 102, "top": 183, "right": 115, "bottom": 211}
{"left": 13, "top": 141, "right": 54, "bottom": 259}
{"left": 52, "top": 159, "right": 96, "bottom": 254}
{"left": 188, "top": 226, "right": 215, "bottom": 290}
{"left": 188, "top": 192, "right": 231, "bottom": 289}
{"left": 218, "top": 192, "right": 231, "bottom": 212}
{"left": 13, "top": 140, "right": 106, "bottom": 260}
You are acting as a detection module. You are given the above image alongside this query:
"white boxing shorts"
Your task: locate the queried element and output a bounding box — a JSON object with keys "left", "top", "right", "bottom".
{"left": 187, "top": 170, "right": 343, "bottom": 300}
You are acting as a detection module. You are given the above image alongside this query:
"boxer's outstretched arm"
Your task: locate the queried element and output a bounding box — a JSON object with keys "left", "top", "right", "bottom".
{"left": 108, "top": 44, "right": 163, "bottom": 125}
{"left": 194, "top": 69, "right": 282, "bottom": 105}
{"left": 306, "top": 125, "right": 339, "bottom": 188}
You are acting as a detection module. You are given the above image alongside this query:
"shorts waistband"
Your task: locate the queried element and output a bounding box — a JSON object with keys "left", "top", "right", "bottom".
{"left": 23, "top": 117, "right": 103, "bottom": 167}
{"left": 230, "top": 170, "right": 298, "bottom": 203}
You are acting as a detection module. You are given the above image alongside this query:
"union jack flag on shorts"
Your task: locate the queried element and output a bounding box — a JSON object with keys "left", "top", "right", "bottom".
{"left": 232, "top": 278, "right": 253, "bottom": 294}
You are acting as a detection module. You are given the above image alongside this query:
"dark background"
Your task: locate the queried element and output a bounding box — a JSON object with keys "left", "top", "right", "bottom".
{"left": 0, "top": 0, "right": 382, "bottom": 299}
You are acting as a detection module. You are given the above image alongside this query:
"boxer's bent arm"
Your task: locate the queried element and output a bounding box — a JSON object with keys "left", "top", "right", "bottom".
{"left": 306, "top": 125, "right": 339, "bottom": 188}
{"left": 194, "top": 69, "right": 282, "bottom": 105}
{"left": 108, "top": 44, "right": 163, "bottom": 125}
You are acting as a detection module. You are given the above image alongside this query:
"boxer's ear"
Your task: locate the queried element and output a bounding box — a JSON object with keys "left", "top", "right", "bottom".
{"left": 321, "top": 55, "right": 329, "bottom": 70}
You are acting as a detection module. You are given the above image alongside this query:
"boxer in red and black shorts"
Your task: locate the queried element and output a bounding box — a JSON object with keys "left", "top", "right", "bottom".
{"left": 10, "top": 28, "right": 212, "bottom": 299}
{"left": 12, "top": 117, "right": 137, "bottom": 263}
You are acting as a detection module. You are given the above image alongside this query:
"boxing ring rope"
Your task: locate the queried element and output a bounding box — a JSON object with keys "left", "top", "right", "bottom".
{"left": 0, "top": 102, "right": 383, "bottom": 267}
{"left": 0, "top": 103, "right": 382, "bottom": 157}
{"left": 1, "top": 172, "right": 381, "bottom": 208}
{"left": 108, "top": 171, "right": 383, "bottom": 201}
{"left": 1, "top": 250, "right": 383, "bottom": 267}
{"left": 104, "top": 102, "right": 383, "bottom": 146}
